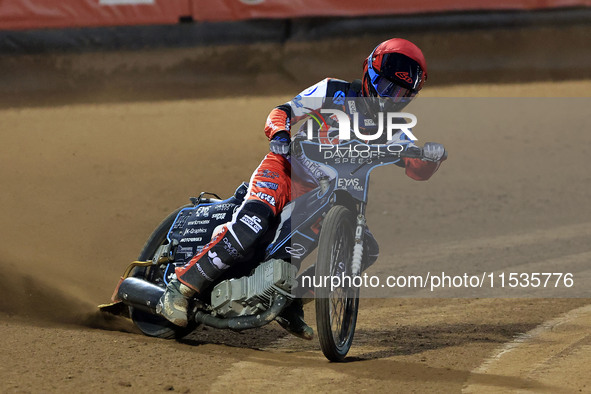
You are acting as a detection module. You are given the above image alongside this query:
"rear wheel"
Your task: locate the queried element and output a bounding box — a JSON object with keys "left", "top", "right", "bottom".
{"left": 130, "top": 205, "right": 196, "bottom": 339}
{"left": 315, "top": 205, "right": 360, "bottom": 361}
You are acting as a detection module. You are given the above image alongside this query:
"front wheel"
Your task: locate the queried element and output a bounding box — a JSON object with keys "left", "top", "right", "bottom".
{"left": 315, "top": 205, "right": 360, "bottom": 361}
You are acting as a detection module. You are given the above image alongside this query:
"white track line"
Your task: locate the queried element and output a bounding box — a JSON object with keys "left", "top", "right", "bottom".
{"left": 463, "top": 304, "right": 591, "bottom": 393}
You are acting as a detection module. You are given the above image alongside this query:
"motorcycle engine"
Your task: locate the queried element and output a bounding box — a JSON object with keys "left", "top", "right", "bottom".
{"left": 210, "top": 259, "right": 297, "bottom": 317}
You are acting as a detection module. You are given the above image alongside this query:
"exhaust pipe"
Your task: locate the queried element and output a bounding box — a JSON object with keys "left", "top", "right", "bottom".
{"left": 195, "top": 294, "right": 288, "bottom": 331}
{"left": 117, "top": 277, "right": 164, "bottom": 314}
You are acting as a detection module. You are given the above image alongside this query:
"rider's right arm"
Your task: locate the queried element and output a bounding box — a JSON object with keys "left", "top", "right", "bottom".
{"left": 264, "top": 79, "right": 330, "bottom": 140}
{"left": 402, "top": 158, "right": 443, "bottom": 181}
{"left": 387, "top": 130, "right": 446, "bottom": 181}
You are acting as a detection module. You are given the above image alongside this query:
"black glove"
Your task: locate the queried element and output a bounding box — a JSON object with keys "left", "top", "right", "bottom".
{"left": 269, "top": 131, "right": 291, "bottom": 155}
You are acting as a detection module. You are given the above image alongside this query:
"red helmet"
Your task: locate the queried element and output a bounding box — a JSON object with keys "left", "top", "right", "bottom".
{"left": 362, "top": 38, "right": 427, "bottom": 100}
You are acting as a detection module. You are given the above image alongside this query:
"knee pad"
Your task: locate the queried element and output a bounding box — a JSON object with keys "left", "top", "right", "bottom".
{"left": 176, "top": 201, "right": 275, "bottom": 291}
{"left": 224, "top": 200, "right": 274, "bottom": 256}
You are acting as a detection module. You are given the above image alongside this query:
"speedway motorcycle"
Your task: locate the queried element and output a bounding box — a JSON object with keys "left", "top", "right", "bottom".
{"left": 100, "top": 136, "right": 423, "bottom": 361}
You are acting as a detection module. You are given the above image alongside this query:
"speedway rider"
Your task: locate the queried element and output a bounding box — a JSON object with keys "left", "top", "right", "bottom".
{"left": 157, "top": 38, "right": 447, "bottom": 339}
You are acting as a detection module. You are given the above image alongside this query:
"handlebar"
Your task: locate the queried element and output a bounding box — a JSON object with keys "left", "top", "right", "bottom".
{"left": 398, "top": 146, "right": 424, "bottom": 160}
{"left": 400, "top": 146, "right": 445, "bottom": 162}
{"left": 297, "top": 139, "right": 438, "bottom": 179}
{"left": 349, "top": 145, "right": 426, "bottom": 175}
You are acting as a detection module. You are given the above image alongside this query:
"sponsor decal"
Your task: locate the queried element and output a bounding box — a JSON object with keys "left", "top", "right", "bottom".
{"left": 332, "top": 90, "right": 345, "bottom": 105}
{"left": 257, "top": 169, "right": 280, "bottom": 179}
{"left": 196, "top": 263, "right": 214, "bottom": 282}
{"left": 183, "top": 228, "right": 208, "bottom": 236}
{"left": 215, "top": 203, "right": 234, "bottom": 211}
{"left": 395, "top": 71, "right": 413, "bottom": 84}
{"left": 212, "top": 213, "right": 227, "bottom": 220}
{"left": 318, "top": 142, "right": 404, "bottom": 164}
{"left": 285, "top": 243, "right": 307, "bottom": 258}
{"left": 303, "top": 86, "right": 318, "bottom": 96}
{"left": 240, "top": 214, "right": 263, "bottom": 233}
{"left": 174, "top": 215, "right": 189, "bottom": 228}
{"left": 250, "top": 191, "right": 276, "bottom": 206}
{"left": 292, "top": 94, "right": 304, "bottom": 108}
{"left": 337, "top": 177, "right": 364, "bottom": 192}
{"left": 299, "top": 156, "right": 329, "bottom": 179}
{"left": 208, "top": 250, "right": 229, "bottom": 270}
{"left": 266, "top": 117, "right": 281, "bottom": 133}
{"left": 175, "top": 246, "right": 194, "bottom": 260}
{"left": 180, "top": 237, "right": 203, "bottom": 243}
{"left": 196, "top": 206, "right": 210, "bottom": 217}
{"left": 255, "top": 181, "right": 278, "bottom": 190}
{"left": 347, "top": 100, "right": 357, "bottom": 113}
{"left": 222, "top": 237, "right": 243, "bottom": 260}
{"left": 187, "top": 219, "right": 210, "bottom": 226}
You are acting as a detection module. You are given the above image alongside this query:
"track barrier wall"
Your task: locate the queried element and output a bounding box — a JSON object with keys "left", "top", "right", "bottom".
{"left": 1, "top": 0, "right": 590, "bottom": 30}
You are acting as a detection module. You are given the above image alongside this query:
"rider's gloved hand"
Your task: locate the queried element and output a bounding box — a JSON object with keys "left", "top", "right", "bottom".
{"left": 269, "top": 131, "right": 291, "bottom": 155}
{"left": 422, "top": 142, "right": 447, "bottom": 162}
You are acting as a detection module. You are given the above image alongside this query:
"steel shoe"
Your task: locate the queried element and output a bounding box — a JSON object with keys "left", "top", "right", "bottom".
{"left": 156, "top": 277, "right": 195, "bottom": 327}
{"left": 276, "top": 298, "right": 314, "bottom": 340}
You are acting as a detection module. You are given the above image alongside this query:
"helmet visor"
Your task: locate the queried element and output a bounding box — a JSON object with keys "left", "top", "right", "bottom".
{"left": 373, "top": 75, "right": 416, "bottom": 99}
{"left": 379, "top": 52, "right": 425, "bottom": 90}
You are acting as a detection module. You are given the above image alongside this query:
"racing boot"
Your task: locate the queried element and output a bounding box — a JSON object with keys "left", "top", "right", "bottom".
{"left": 276, "top": 298, "right": 314, "bottom": 340}
{"left": 156, "top": 276, "right": 196, "bottom": 327}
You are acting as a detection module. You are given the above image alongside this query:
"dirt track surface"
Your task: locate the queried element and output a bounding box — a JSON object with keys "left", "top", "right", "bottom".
{"left": 1, "top": 79, "right": 590, "bottom": 393}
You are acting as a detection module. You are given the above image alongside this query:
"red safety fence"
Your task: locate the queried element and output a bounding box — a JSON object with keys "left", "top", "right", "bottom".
{"left": 1, "top": 0, "right": 590, "bottom": 30}
{"left": 191, "top": 0, "right": 591, "bottom": 21}
{"left": 0, "top": 0, "right": 191, "bottom": 30}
